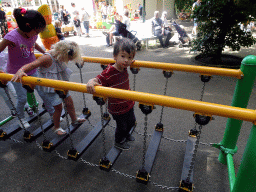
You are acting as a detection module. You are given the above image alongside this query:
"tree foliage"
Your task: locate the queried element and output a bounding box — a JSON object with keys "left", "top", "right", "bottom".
{"left": 192, "top": 0, "right": 256, "bottom": 61}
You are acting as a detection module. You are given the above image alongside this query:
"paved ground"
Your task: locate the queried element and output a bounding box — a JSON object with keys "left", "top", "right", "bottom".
{"left": 0, "top": 20, "right": 256, "bottom": 192}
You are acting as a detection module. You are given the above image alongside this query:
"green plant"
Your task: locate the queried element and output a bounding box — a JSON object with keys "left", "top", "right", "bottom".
{"left": 192, "top": 0, "right": 256, "bottom": 63}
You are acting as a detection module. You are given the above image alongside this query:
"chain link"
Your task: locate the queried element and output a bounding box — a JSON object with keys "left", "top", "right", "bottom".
{"left": 141, "top": 115, "right": 148, "bottom": 168}
{"left": 9, "top": 137, "right": 25, "bottom": 144}
{"left": 100, "top": 105, "right": 107, "bottom": 157}
{"left": 35, "top": 140, "right": 43, "bottom": 150}
{"left": 80, "top": 158, "right": 99, "bottom": 167}
{"left": 32, "top": 91, "right": 48, "bottom": 141}
{"left": 186, "top": 125, "right": 203, "bottom": 183}
{"left": 78, "top": 67, "right": 87, "bottom": 108}
{"left": 4, "top": 86, "right": 26, "bottom": 130}
{"left": 200, "top": 82, "right": 206, "bottom": 101}
{"left": 54, "top": 150, "right": 68, "bottom": 160}
{"left": 62, "top": 97, "right": 75, "bottom": 150}
{"left": 133, "top": 74, "right": 136, "bottom": 91}
{"left": 159, "top": 77, "right": 169, "bottom": 123}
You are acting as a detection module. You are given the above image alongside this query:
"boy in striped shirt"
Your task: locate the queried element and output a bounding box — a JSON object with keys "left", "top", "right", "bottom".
{"left": 87, "top": 38, "right": 136, "bottom": 150}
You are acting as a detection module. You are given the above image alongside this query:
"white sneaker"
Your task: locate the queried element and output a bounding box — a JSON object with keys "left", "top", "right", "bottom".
{"left": 19, "top": 118, "right": 30, "bottom": 129}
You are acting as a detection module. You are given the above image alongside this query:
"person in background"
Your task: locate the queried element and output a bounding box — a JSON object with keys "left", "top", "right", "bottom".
{"left": 101, "top": 1, "right": 107, "bottom": 22}
{"left": 138, "top": 4, "right": 143, "bottom": 21}
{"left": 54, "top": 20, "right": 64, "bottom": 40}
{"left": 152, "top": 11, "right": 172, "bottom": 48}
{"left": 191, "top": 0, "right": 201, "bottom": 36}
{"left": 81, "top": 8, "right": 90, "bottom": 37}
{"left": 74, "top": 16, "right": 82, "bottom": 37}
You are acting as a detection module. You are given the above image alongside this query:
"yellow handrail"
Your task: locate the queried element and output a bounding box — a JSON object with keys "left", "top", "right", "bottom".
{"left": 1, "top": 73, "right": 255, "bottom": 124}
{"left": 34, "top": 54, "right": 243, "bottom": 79}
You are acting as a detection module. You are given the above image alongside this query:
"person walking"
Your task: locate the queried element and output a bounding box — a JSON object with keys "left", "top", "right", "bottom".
{"left": 81, "top": 8, "right": 90, "bottom": 37}
{"left": 192, "top": 0, "right": 201, "bottom": 36}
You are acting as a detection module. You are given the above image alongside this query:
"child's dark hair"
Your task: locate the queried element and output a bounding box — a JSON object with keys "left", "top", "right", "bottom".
{"left": 13, "top": 8, "right": 46, "bottom": 32}
{"left": 113, "top": 38, "right": 136, "bottom": 57}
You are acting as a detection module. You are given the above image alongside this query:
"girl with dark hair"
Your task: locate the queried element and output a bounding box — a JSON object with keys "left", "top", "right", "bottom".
{"left": 0, "top": 8, "right": 54, "bottom": 129}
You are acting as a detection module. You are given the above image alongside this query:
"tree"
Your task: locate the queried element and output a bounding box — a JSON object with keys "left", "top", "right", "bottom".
{"left": 192, "top": 0, "right": 256, "bottom": 63}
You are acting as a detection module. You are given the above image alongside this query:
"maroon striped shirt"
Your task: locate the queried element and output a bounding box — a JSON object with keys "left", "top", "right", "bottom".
{"left": 96, "top": 64, "right": 135, "bottom": 115}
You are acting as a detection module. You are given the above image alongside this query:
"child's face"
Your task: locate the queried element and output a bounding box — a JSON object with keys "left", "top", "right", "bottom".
{"left": 114, "top": 50, "right": 134, "bottom": 71}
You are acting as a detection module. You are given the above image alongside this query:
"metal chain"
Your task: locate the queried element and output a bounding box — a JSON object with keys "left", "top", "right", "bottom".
{"left": 87, "top": 119, "right": 96, "bottom": 128}
{"left": 159, "top": 77, "right": 169, "bottom": 123}
{"left": 105, "top": 98, "right": 108, "bottom": 114}
{"left": 100, "top": 105, "right": 107, "bottom": 157}
{"left": 3, "top": 86, "right": 26, "bottom": 130}
{"left": 186, "top": 125, "right": 203, "bottom": 183}
{"left": 80, "top": 158, "right": 99, "bottom": 167}
{"left": 133, "top": 74, "right": 136, "bottom": 91}
{"left": 78, "top": 67, "right": 87, "bottom": 108}
{"left": 62, "top": 98, "right": 75, "bottom": 150}
{"left": 10, "top": 137, "right": 24, "bottom": 144}
{"left": 54, "top": 150, "right": 68, "bottom": 160}
{"left": 35, "top": 140, "right": 43, "bottom": 150}
{"left": 200, "top": 82, "right": 206, "bottom": 101}
{"left": 31, "top": 91, "right": 48, "bottom": 141}
{"left": 141, "top": 115, "right": 148, "bottom": 168}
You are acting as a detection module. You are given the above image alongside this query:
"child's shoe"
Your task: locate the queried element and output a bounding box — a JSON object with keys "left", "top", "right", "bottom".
{"left": 26, "top": 107, "right": 35, "bottom": 117}
{"left": 19, "top": 118, "right": 30, "bottom": 129}
{"left": 126, "top": 135, "right": 135, "bottom": 142}
{"left": 114, "top": 141, "right": 130, "bottom": 150}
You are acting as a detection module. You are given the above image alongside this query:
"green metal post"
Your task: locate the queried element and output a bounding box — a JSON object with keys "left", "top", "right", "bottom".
{"left": 226, "top": 153, "right": 235, "bottom": 192}
{"left": 218, "top": 55, "right": 256, "bottom": 164}
{"left": 232, "top": 124, "right": 256, "bottom": 192}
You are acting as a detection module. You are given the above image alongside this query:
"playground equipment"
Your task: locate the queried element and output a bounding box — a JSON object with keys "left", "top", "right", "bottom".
{"left": 38, "top": 4, "right": 59, "bottom": 50}
{"left": 0, "top": 55, "right": 256, "bottom": 191}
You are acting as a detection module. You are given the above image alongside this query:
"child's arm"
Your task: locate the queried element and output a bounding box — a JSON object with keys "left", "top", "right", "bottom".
{"left": 0, "top": 39, "right": 15, "bottom": 52}
{"left": 35, "top": 43, "right": 45, "bottom": 54}
{"left": 11, "top": 54, "right": 52, "bottom": 83}
{"left": 87, "top": 78, "right": 101, "bottom": 94}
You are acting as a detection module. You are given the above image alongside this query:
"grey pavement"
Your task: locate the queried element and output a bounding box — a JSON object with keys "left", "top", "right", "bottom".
{"left": 0, "top": 20, "right": 256, "bottom": 192}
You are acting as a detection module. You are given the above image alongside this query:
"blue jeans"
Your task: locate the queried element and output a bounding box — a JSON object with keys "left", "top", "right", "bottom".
{"left": 83, "top": 21, "right": 89, "bottom": 34}
{"left": 12, "top": 71, "right": 54, "bottom": 118}
{"left": 0, "top": 81, "right": 17, "bottom": 110}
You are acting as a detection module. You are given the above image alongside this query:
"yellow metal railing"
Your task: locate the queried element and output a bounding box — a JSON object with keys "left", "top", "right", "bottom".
{"left": 34, "top": 54, "right": 243, "bottom": 79}
{"left": 1, "top": 73, "right": 255, "bottom": 124}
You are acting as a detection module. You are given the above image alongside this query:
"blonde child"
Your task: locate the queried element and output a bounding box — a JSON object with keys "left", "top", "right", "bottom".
{"left": 12, "top": 41, "right": 86, "bottom": 135}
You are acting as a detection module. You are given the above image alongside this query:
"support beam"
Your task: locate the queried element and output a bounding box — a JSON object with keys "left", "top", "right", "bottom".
{"left": 42, "top": 113, "right": 89, "bottom": 152}
{"left": 24, "top": 110, "right": 66, "bottom": 142}
{"left": 179, "top": 135, "right": 197, "bottom": 192}
{"left": 136, "top": 129, "right": 163, "bottom": 184}
{"left": 99, "top": 125, "right": 136, "bottom": 171}
{"left": 67, "top": 118, "right": 110, "bottom": 161}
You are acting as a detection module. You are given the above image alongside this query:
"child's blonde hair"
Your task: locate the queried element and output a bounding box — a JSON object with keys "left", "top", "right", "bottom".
{"left": 54, "top": 20, "right": 61, "bottom": 28}
{"left": 50, "top": 41, "right": 82, "bottom": 64}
